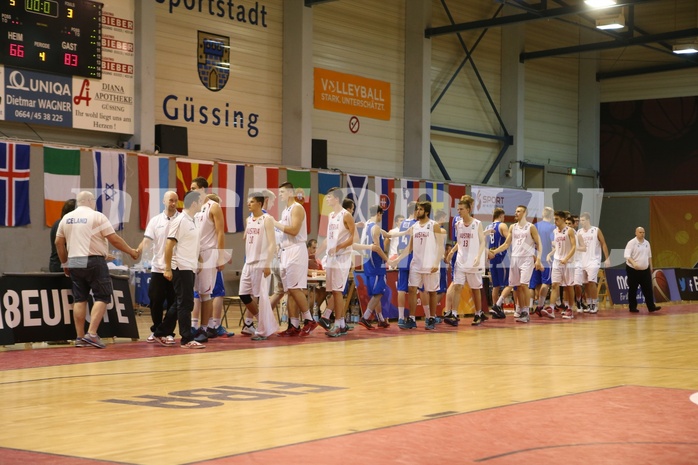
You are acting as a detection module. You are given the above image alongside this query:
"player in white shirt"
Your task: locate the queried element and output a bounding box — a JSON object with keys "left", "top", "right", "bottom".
{"left": 319, "top": 188, "right": 356, "bottom": 337}
{"left": 446, "top": 196, "right": 487, "bottom": 326}
{"left": 575, "top": 212, "right": 611, "bottom": 314}
{"left": 190, "top": 178, "right": 230, "bottom": 339}
{"left": 391, "top": 201, "right": 446, "bottom": 330}
{"left": 490, "top": 205, "right": 543, "bottom": 323}
{"left": 137, "top": 191, "right": 179, "bottom": 344}
{"left": 545, "top": 211, "right": 577, "bottom": 320}
{"left": 385, "top": 214, "right": 405, "bottom": 264}
{"left": 273, "top": 182, "right": 318, "bottom": 337}
{"left": 237, "top": 192, "right": 276, "bottom": 339}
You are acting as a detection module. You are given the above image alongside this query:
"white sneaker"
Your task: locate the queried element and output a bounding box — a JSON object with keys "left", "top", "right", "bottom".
{"left": 513, "top": 310, "right": 521, "bottom": 318}
{"left": 515, "top": 312, "right": 530, "bottom": 323}
{"left": 241, "top": 322, "right": 256, "bottom": 336}
{"left": 589, "top": 305, "right": 598, "bottom": 314}
{"left": 146, "top": 333, "right": 156, "bottom": 343}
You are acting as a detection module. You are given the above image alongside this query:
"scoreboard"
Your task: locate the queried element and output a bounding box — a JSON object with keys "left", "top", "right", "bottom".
{"left": 1, "top": 0, "right": 103, "bottom": 79}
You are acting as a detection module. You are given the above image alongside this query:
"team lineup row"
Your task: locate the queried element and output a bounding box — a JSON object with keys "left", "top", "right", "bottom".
{"left": 53, "top": 181, "right": 660, "bottom": 348}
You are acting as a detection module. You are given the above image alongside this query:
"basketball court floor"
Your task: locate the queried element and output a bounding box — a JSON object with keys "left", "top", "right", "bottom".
{"left": 1, "top": 304, "right": 697, "bottom": 465}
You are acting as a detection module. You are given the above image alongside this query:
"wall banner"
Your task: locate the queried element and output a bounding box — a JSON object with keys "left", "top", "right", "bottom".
{"left": 314, "top": 68, "right": 391, "bottom": 121}
{"left": 0, "top": 273, "right": 139, "bottom": 345}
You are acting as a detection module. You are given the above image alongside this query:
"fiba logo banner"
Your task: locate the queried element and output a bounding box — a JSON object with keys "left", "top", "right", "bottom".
{"left": 197, "top": 31, "right": 230, "bottom": 92}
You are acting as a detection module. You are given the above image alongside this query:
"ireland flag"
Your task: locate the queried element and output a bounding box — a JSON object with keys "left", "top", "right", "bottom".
{"left": 43, "top": 146, "right": 80, "bottom": 227}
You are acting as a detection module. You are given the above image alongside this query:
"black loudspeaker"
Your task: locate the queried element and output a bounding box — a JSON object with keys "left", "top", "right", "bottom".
{"left": 312, "top": 139, "right": 328, "bottom": 169}
{"left": 155, "top": 124, "right": 188, "bottom": 156}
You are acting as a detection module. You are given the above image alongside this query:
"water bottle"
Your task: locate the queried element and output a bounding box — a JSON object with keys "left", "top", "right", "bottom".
{"left": 281, "top": 301, "right": 288, "bottom": 322}
{"left": 142, "top": 247, "right": 152, "bottom": 270}
{"left": 114, "top": 250, "right": 123, "bottom": 267}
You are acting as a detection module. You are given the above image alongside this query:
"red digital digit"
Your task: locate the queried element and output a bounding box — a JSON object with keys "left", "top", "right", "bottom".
{"left": 64, "top": 53, "right": 78, "bottom": 67}
{"left": 10, "top": 43, "right": 25, "bottom": 58}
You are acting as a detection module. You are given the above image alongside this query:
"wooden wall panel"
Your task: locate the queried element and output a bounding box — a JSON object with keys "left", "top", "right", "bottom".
{"left": 154, "top": 2, "right": 283, "bottom": 164}
{"left": 312, "top": 0, "right": 405, "bottom": 177}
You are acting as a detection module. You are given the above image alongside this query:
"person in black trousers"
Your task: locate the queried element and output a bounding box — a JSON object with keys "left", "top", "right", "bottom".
{"left": 623, "top": 226, "right": 661, "bottom": 313}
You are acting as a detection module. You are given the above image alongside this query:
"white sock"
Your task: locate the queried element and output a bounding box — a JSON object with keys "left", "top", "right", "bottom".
{"left": 244, "top": 317, "right": 254, "bottom": 326}
{"left": 301, "top": 310, "right": 312, "bottom": 321}
{"left": 363, "top": 309, "right": 372, "bottom": 320}
{"left": 398, "top": 307, "right": 405, "bottom": 319}
{"left": 290, "top": 317, "right": 300, "bottom": 328}
{"left": 323, "top": 308, "right": 333, "bottom": 319}
{"left": 191, "top": 318, "right": 199, "bottom": 329}
{"left": 337, "top": 318, "right": 346, "bottom": 328}
{"left": 423, "top": 305, "right": 431, "bottom": 318}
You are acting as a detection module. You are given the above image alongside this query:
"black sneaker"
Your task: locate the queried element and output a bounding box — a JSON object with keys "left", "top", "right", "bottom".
{"left": 649, "top": 306, "right": 662, "bottom": 312}
{"left": 318, "top": 317, "right": 333, "bottom": 330}
{"left": 444, "top": 315, "right": 459, "bottom": 326}
{"left": 479, "top": 312, "right": 489, "bottom": 323}
{"left": 205, "top": 326, "right": 218, "bottom": 339}
{"left": 490, "top": 304, "right": 506, "bottom": 319}
{"left": 193, "top": 328, "right": 208, "bottom": 343}
{"left": 471, "top": 313, "right": 481, "bottom": 326}
{"left": 358, "top": 317, "right": 374, "bottom": 330}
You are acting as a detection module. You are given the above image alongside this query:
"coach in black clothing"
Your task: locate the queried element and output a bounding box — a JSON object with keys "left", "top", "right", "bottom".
{"left": 624, "top": 226, "right": 661, "bottom": 313}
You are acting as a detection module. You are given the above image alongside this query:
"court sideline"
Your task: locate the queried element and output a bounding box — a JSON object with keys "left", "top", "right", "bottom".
{"left": 1, "top": 305, "right": 697, "bottom": 464}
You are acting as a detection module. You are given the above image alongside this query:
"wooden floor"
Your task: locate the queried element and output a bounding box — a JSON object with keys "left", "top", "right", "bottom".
{"left": 1, "top": 304, "right": 698, "bottom": 465}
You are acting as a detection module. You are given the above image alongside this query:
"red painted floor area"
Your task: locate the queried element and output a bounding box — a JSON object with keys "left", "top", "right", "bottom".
{"left": 208, "top": 385, "right": 698, "bottom": 465}
{"left": 1, "top": 304, "right": 695, "bottom": 371}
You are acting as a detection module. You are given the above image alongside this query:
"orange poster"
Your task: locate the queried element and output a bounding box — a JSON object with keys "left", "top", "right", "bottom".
{"left": 649, "top": 196, "right": 698, "bottom": 268}
{"left": 314, "top": 68, "right": 391, "bottom": 121}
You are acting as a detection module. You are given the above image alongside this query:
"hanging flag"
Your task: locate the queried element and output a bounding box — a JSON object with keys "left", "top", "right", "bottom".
{"left": 375, "top": 176, "right": 396, "bottom": 231}
{"left": 252, "top": 166, "right": 279, "bottom": 219}
{"left": 44, "top": 146, "right": 80, "bottom": 227}
{"left": 138, "top": 154, "right": 170, "bottom": 230}
{"left": 286, "top": 168, "right": 311, "bottom": 233}
{"left": 218, "top": 162, "right": 246, "bottom": 233}
{"left": 317, "top": 171, "right": 340, "bottom": 237}
{"left": 0, "top": 142, "right": 31, "bottom": 227}
{"left": 176, "top": 158, "right": 213, "bottom": 209}
{"left": 424, "top": 181, "right": 446, "bottom": 216}
{"left": 448, "top": 182, "right": 466, "bottom": 227}
{"left": 398, "top": 178, "right": 421, "bottom": 217}
{"left": 93, "top": 150, "right": 127, "bottom": 230}
{"left": 346, "top": 173, "right": 369, "bottom": 224}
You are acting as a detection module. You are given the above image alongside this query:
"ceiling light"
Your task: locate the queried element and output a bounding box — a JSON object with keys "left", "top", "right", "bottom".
{"left": 585, "top": 0, "right": 617, "bottom": 8}
{"left": 596, "top": 14, "right": 625, "bottom": 30}
{"left": 673, "top": 43, "right": 698, "bottom": 54}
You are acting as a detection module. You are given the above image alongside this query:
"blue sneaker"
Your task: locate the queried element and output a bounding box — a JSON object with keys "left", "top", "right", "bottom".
{"left": 406, "top": 318, "right": 417, "bottom": 329}
{"left": 425, "top": 317, "right": 436, "bottom": 330}
{"left": 433, "top": 316, "right": 443, "bottom": 324}
{"left": 398, "top": 318, "right": 407, "bottom": 329}
{"left": 216, "top": 325, "right": 234, "bottom": 337}
{"left": 81, "top": 333, "right": 106, "bottom": 349}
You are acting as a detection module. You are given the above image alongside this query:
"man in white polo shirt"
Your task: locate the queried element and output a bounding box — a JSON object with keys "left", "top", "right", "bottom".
{"left": 55, "top": 191, "right": 140, "bottom": 349}
{"left": 152, "top": 191, "right": 206, "bottom": 348}
{"left": 624, "top": 226, "right": 661, "bottom": 314}
{"left": 137, "top": 191, "right": 179, "bottom": 344}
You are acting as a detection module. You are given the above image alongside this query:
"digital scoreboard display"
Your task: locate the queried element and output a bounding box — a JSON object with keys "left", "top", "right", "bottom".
{"left": 1, "top": 0, "right": 103, "bottom": 79}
